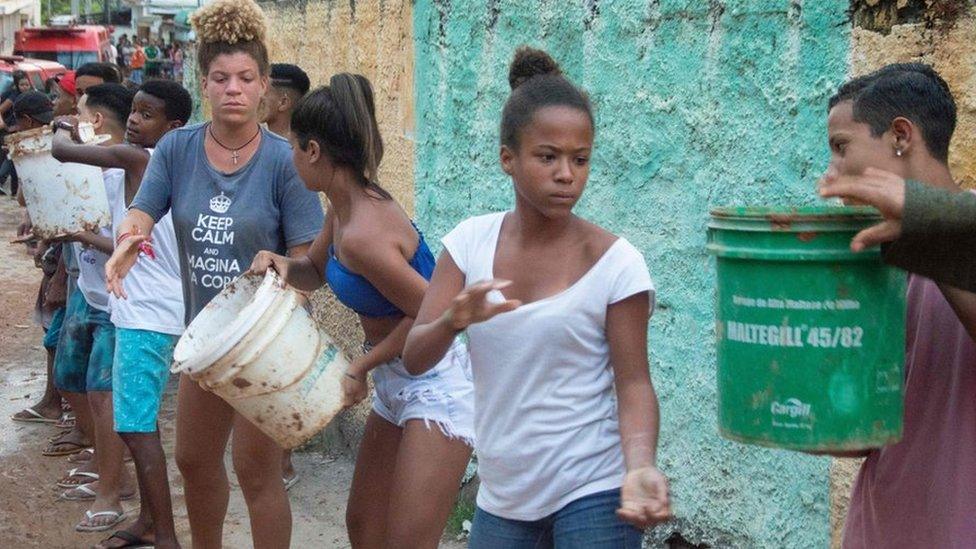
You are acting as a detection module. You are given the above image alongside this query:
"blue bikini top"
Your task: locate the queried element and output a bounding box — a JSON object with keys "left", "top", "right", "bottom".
{"left": 325, "top": 223, "right": 436, "bottom": 318}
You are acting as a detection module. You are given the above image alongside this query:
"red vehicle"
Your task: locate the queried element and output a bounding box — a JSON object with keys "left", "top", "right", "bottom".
{"left": 14, "top": 25, "right": 112, "bottom": 70}
{"left": 0, "top": 56, "right": 67, "bottom": 96}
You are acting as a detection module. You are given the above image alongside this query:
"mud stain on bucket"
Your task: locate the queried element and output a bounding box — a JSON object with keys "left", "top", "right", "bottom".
{"left": 232, "top": 378, "right": 252, "bottom": 389}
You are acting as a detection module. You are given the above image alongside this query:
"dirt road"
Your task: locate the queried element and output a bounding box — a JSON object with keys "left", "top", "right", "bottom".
{"left": 0, "top": 198, "right": 464, "bottom": 548}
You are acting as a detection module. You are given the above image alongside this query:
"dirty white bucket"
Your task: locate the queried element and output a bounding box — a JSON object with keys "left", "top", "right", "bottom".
{"left": 5, "top": 124, "right": 112, "bottom": 239}
{"left": 172, "top": 271, "right": 349, "bottom": 449}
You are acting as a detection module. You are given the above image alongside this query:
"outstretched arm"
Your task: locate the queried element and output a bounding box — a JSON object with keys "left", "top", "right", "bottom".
{"left": 51, "top": 127, "right": 148, "bottom": 174}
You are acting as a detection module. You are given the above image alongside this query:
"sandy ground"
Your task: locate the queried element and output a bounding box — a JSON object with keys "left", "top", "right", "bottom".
{"left": 0, "top": 198, "right": 464, "bottom": 548}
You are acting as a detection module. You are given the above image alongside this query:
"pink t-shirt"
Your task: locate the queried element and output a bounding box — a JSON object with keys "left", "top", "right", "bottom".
{"left": 843, "top": 275, "right": 976, "bottom": 548}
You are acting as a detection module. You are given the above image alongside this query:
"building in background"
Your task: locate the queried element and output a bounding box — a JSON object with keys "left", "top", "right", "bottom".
{"left": 0, "top": 0, "right": 39, "bottom": 54}
{"left": 122, "top": 0, "right": 199, "bottom": 43}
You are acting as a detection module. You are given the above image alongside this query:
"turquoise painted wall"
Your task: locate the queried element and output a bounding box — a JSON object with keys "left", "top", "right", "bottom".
{"left": 414, "top": 1, "right": 851, "bottom": 546}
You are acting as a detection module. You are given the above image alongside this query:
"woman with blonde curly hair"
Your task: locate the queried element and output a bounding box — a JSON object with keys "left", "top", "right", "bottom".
{"left": 104, "top": 0, "right": 324, "bottom": 546}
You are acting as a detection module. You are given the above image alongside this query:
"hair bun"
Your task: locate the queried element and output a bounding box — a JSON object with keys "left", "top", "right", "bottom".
{"left": 191, "top": 0, "right": 267, "bottom": 45}
{"left": 508, "top": 46, "right": 562, "bottom": 90}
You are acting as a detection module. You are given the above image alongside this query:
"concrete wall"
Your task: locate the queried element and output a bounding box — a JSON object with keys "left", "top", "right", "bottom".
{"left": 413, "top": 1, "right": 849, "bottom": 546}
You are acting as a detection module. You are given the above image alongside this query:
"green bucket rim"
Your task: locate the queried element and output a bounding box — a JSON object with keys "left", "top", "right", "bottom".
{"left": 710, "top": 206, "right": 881, "bottom": 223}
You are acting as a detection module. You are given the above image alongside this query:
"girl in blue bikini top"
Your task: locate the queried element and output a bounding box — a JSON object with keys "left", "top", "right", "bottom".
{"left": 325, "top": 222, "right": 435, "bottom": 318}
{"left": 248, "top": 72, "right": 475, "bottom": 548}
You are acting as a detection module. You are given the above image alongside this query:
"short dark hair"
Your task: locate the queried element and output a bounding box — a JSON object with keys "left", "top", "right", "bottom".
{"left": 270, "top": 64, "right": 310, "bottom": 96}
{"left": 83, "top": 83, "right": 134, "bottom": 128}
{"left": 139, "top": 79, "right": 193, "bottom": 124}
{"left": 500, "top": 46, "right": 594, "bottom": 149}
{"left": 828, "top": 63, "right": 956, "bottom": 162}
{"left": 76, "top": 62, "right": 123, "bottom": 84}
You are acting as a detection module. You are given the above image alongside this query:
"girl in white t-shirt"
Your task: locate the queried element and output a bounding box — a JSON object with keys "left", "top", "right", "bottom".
{"left": 403, "top": 47, "right": 671, "bottom": 547}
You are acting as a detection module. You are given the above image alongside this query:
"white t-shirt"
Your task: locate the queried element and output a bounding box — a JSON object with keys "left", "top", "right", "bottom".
{"left": 441, "top": 212, "right": 655, "bottom": 520}
{"left": 73, "top": 168, "right": 123, "bottom": 312}
{"left": 107, "top": 151, "right": 184, "bottom": 335}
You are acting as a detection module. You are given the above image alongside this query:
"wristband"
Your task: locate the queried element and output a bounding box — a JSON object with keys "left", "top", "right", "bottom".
{"left": 116, "top": 232, "right": 157, "bottom": 260}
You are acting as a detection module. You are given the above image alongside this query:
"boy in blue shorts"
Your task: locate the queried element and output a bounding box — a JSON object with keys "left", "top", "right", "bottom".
{"left": 53, "top": 80, "right": 191, "bottom": 549}
{"left": 51, "top": 85, "right": 136, "bottom": 534}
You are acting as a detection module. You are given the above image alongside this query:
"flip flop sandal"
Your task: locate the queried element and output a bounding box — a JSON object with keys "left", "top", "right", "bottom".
{"left": 48, "top": 429, "right": 73, "bottom": 443}
{"left": 60, "top": 483, "right": 98, "bottom": 501}
{"left": 68, "top": 448, "right": 96, "bottom": 463}
{"left": 43, "top": 439, "right": 91, "bottom": 457}
{"left": 97, "top": 530, "right": 154, "bottom": 548}
{"left": 76, "top": 510, "right": 126, "bottom": 533}
{"left": 283, "top": 473, "right": 300, "bottom": 491}
{"left": 60, "top": 484, "right": 137, "bottom": 502}
{"left": 10, "top": 407, "right": 59, "bottom": 424}
{"left": 56, "top": 467, "right": 99, "bottom": 488}
{"left": 55, "top": 413, "right": 76, "bottom": 430}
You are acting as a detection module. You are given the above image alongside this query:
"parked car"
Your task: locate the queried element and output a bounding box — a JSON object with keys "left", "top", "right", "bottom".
{"left": 0, "top": 55, "right": 67, "bottom": 96}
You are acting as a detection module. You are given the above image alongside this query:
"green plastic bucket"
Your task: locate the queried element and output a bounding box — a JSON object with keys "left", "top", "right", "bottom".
{"left": 706, "top": 206, "right": 906, "bottom": 452}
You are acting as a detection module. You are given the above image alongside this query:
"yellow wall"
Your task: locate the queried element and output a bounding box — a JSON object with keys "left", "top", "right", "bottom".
{"left": 265, "top": 0, "right": 416, "bottom": 210}
{"left": 262, "top": 0, "right": 416, "bottom": 449}
{"left": 851, "top": 16, "right": 976, "bottom": 188}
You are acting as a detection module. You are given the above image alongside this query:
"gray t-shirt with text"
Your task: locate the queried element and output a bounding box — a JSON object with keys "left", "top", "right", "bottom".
{"left": 131, "top": 123, "right": 324, "bottom": 323}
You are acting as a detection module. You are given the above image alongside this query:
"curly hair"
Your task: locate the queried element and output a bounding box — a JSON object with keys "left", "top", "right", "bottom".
{"left": 190, "top": 0, "right": 269, "bottom": 76}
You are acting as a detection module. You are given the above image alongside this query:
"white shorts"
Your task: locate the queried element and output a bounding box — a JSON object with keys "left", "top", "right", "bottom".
{"left": 370, "top": 339, "right": 475, "bottom": 446}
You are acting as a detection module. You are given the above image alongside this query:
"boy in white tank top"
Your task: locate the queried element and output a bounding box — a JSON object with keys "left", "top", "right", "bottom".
{"left": 51, "top": 80, "right": 192, "bottom": 548}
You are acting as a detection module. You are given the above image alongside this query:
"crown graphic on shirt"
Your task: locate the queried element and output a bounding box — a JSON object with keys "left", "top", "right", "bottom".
{"left": 210, "top": 192, "right": 231, "bottom": 214}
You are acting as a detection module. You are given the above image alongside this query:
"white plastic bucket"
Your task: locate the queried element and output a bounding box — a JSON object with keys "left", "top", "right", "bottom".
{"left": 5, "top": 124, "right": 112, "bottom": 239}
{"left": 172, "top": 271, "right": 349, "bottom": 449}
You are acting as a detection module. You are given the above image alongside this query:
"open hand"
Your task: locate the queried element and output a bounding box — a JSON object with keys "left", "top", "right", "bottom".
{"left": 818, "top": 167, "right": 906, "bottom": 251}
{"left": 617, "top": 466, "right": 672, "bottom": 529}
{"left": 442, "top": 279, "right": 522, "bottom": 331}
{"left": 106, "top": 229, "right": 151, "bottom": 299}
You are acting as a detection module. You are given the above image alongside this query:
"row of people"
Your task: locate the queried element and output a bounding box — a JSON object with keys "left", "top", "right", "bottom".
{"left": 11, "top": 0, "right": 974, "bottom": 546}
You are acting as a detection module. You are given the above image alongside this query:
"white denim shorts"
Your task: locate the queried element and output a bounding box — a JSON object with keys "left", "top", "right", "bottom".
{"left": 369, "top": 339, "right": 475, "bottom": 447}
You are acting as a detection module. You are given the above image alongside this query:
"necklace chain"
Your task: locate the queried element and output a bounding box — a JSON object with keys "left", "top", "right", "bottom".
{"left": 208, "top": 123, "right": 260, "bottom": 165}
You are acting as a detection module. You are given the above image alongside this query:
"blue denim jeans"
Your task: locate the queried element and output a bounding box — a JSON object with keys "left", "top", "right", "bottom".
{"left": 468, "top": 489, "right": 643, "bottom": 548}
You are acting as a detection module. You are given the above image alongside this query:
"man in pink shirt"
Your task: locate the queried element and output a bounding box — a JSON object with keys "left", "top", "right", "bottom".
{"left": 821, "top": 63, "right": 976, "bottom": 548}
